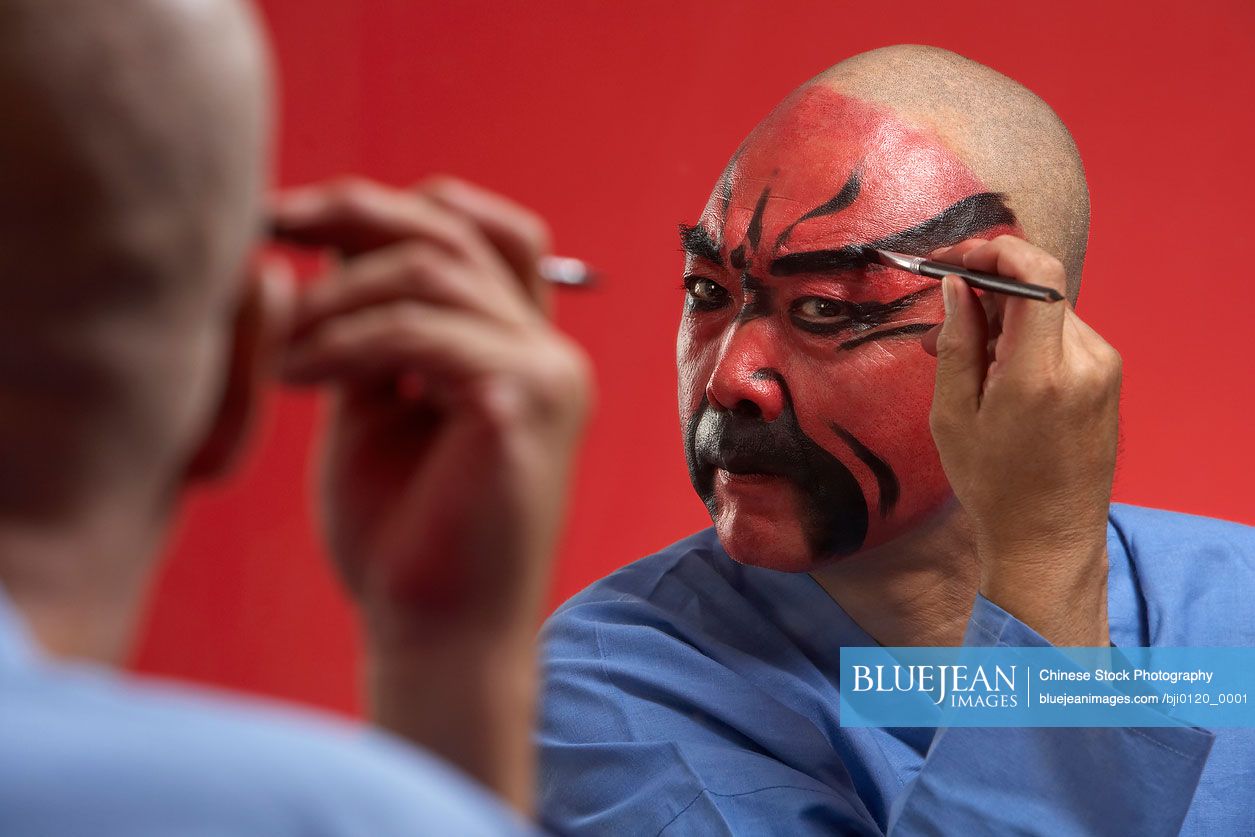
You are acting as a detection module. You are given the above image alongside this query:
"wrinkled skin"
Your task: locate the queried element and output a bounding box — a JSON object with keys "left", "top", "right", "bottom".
{"left": 678, "top": 87, "right": 1021, "bottom": 572}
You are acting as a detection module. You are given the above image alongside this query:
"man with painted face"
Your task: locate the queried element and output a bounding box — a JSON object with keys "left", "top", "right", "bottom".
{"left": 539, "top": 46, "right": 1255, "bottom": 835}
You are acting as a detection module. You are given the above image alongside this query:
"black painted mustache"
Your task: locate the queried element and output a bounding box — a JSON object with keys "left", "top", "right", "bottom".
{"left": 691, "top": 404, "right": 816, "bottom": 481}
{"left": 684, "top": 396, "right": 870, "bottom": 558}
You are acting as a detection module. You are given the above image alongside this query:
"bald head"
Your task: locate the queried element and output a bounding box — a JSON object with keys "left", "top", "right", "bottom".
{"left": 816, "top": 45, "right": 1089, "bottom": 295}
{"left": 0, "top": 0, "right": 269, "bottom": 307}
{"left": 0, "top": 0, "right": 270, "bottom": 520}
{"left": 697, "top": 46, "right": 1088, "bottom": 297}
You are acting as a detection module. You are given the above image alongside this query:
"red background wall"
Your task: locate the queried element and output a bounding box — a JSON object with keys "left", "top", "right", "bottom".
{"left": 131, "top": 0, "right": 1255, "bottom": 716}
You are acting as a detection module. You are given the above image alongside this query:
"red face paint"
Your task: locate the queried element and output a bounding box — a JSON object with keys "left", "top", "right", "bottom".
{"left": 678, "top": 87, "right": 1021, "bottom": 572}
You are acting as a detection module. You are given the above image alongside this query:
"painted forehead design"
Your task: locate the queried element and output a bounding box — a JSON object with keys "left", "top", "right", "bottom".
{"left": 680, "top": 89, "right": 1020, "bottom": 278}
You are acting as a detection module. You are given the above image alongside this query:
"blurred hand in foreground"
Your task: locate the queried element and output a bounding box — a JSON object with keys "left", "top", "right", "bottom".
{"left": 272, "top": 176, "right": 592, "bottom": 814}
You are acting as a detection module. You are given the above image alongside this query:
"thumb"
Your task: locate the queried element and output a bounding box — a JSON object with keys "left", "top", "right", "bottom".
{"left": 932, "top": 275, "right": 988, "bottom": 418}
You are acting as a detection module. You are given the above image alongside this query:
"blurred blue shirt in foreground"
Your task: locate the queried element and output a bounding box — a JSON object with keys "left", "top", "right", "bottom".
{"left": 0, "top": 591, "right": 524, "bottom": 836}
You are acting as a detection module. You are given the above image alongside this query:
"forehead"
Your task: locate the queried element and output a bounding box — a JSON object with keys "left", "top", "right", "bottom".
{"left": 702, "top": 87, "right": 986, "bottom": 254}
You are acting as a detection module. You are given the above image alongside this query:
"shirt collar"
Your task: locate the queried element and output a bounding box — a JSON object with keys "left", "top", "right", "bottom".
{"left": 704, "top": 529, "right": 879, "bottom": 669}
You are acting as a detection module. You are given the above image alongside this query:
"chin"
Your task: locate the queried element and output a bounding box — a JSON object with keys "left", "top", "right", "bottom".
{"left": 705, "top": 479, "right": 958, "bottom": 573}
{"left": 714, "top": 511, "right": 826, "bottom": 573}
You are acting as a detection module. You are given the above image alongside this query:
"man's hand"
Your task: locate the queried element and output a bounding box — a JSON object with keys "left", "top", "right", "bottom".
{"left": 271, "top": 176, "right": 592, "bottom": 813}
{"left": 922, "top": 236, "right": 1120, "bottom": 647}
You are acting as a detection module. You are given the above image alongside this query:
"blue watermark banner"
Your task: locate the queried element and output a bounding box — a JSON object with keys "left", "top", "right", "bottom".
{"left": 839, "top": 646, "right": 1255, "bottom": 727}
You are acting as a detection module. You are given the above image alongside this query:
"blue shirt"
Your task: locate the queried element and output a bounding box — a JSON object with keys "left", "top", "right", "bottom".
{"left": 0, "top": 589, "right": 524, "bottom": 835}
{"left": 540, "top": 505, "right": 1255, "bottom": 835}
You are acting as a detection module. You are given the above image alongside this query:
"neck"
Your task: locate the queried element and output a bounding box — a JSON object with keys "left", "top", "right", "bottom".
{"left": 0, "top": 508, "right": 164, "bottom": 664}
{"left": 810, "top": 500, "right": 979, "bottom": 647}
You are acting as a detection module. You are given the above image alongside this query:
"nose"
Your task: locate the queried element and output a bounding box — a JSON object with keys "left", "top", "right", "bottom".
{"left": 705, "top": 321, "right": 787, "bottom": 422}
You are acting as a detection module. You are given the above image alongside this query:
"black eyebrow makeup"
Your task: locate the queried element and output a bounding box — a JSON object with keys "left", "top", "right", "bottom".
{"left": 769, "top": 192, "right": 1016, "bottom": 278}
{"left": 679, "top": 223, "right": 723, "bottom": 266}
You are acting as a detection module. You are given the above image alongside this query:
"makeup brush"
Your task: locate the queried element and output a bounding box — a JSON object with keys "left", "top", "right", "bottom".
{"left": 871, "top": 249, "right": 1063, "bottom": 303}
{"left": 537, "top": 256, "right": 599, "bottom": 287}
{"left": 268, "top": 216, "right": 600, "bottom": 289}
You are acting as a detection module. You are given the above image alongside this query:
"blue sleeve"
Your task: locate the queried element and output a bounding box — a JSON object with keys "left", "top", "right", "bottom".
{"left": 539, "top": 607, "right": 882, "bottom": 835}
{"left": 888, "top": 595, "right": 1213, "bottom": 836}
{"left": 540, "top": 596, "right": 1213, "bottom": 836}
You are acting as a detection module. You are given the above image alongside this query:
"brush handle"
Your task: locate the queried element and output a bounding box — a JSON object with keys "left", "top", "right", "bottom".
{"left": 538, "top": 255, "right": 598, "bottom": 287}
{"left": 916, "top": 259, "right": 1064, "bottom": 303}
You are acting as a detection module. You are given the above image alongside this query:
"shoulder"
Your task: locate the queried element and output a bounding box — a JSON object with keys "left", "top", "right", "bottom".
{"left": 539, "top": 527, "right": 839, "bottom": 743}
{"left": 0, "top": 662, "right": 522, "bottom": 836}
{"left": 1108, "top": 503, "right": 1255, "bottom": 644}
{"left": 1110, "top": 503, "right": 1255, "bottom": 570}
{"left": 552, "top": 527, "right": 729, "bottom": 612}
{"left": 539, "top": 527, "right": 766, "bottom": 737}
{"left": 537, "top": 534, "right": 875, "bottom": 834}
{"left": 546, "top": 528, "right": 724, "bottom": 629}
{"left": 1111, "top": 503, "right": 1255, "bottom": 548}
{"left": 541, "top": 525, "right": 857, "bottom": 677}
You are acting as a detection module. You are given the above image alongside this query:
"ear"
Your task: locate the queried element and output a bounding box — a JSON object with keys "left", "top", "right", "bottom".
{"left": 183, "top": 257, "right": 294, "bottom": 483}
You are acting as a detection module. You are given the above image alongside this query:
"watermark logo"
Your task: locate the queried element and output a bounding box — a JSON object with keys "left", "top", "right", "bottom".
{"left": 850, "top": 663, "right": 1018, "bottom": 708}
{"left": 840, "top": 647, "right": 1255, "bottom": 728}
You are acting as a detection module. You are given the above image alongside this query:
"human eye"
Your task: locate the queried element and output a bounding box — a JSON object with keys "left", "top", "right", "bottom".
{"left": 682, "top": 275, "right": 730, "bottom": 311}
{"left": 789, "top": 296, "right": 854, "bottom": 334}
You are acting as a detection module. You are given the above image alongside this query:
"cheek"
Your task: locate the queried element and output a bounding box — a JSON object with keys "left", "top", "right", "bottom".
{"left": 787, "top": 342, "right": 951, "bottom": 538}
{"left": 845, "top": 354, "right": 933, "bottom": 445}
{"left": 783, "top": 283, "right": 945, "bottom": 467}
{"left": 783, "top": 333, "right": 933, "bottom": 421}
{"left": 676, "top": 315, "right": 722, "bottom": 419}
{"left": 861, "top": 374, "right": 942, "bottom": 512}
{"left": 790, "top": 348, "right": 936, "bottom": 450}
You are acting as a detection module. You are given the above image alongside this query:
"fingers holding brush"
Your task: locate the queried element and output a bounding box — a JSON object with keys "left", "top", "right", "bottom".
{"left": 948, "top": 235, "right": 1068, "bottom": 373}
{"left": 420, "top": 176, "right": 555, "bottom": 313}
{"left": 925, "top": 234, "right": 1120, "bottom": 647}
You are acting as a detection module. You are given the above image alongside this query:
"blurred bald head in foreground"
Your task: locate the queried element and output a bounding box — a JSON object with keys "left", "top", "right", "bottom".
{"left": 0, "top": 0, "right": 272, "bottom": 657}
